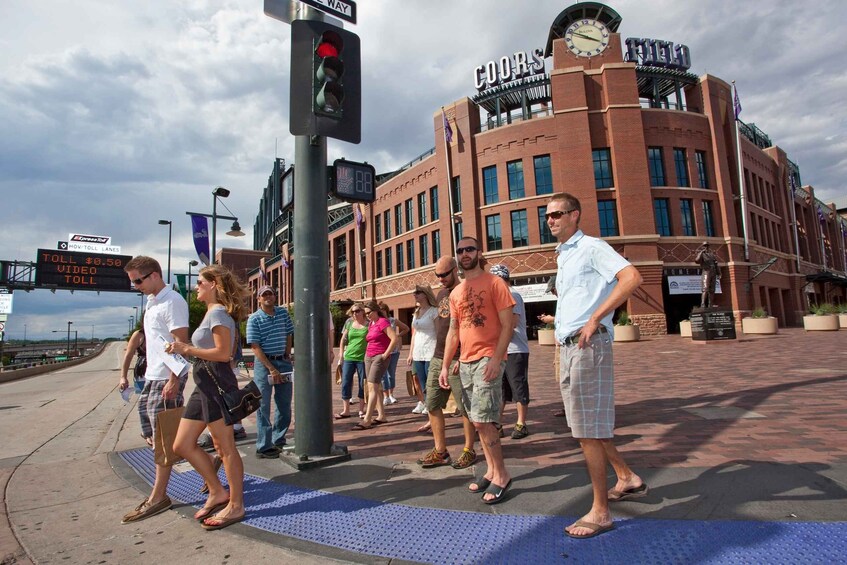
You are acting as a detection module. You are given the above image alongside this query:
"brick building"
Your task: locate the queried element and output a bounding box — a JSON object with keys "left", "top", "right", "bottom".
{"left": 250, "top": 2, "right": 846, "bottom": 336}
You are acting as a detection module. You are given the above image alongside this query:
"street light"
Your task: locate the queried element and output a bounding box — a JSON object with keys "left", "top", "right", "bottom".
{"left": 158, "top": 219, "right": 173, "bottom": 284}
{"left": 188, "top": 260, "right": 198, "bottom": 307}
{"left": 53, "top": 321, "right": 73, "bottom": 358}
{"left": 133, "top": 306, "right": 139, "bottom": 328}
{"left": 185, "top": 187, "right": 245, "bottom": 265}
{"left": 128, "top": 317, "right": 134, "bottom": 336}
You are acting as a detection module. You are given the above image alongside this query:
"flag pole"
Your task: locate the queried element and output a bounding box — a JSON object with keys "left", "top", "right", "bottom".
{"left": 787, "top": 172, "right": 801, "bottom": 271}
{"left": 441, "top": 107, "right": 458, "bottom": 256}
{"left": 816, "top": 204, "right": 827, "bottom": 270}
{"left": 354, "top": 203, "right": 365, "bottom": 296}
{"left": 732, "top": 81, "right": 750, "bottom": 262}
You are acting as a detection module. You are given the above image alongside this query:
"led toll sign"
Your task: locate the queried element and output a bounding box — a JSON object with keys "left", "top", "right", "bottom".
{"left": 35, "top": 249, "right": 133, "bottom": 292}
{"left": 331, "top": 159, "right": 375, "bottom": 203}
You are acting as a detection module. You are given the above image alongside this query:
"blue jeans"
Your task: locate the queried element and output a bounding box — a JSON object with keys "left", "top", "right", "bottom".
{"left": 413, "top": 360, "right": 430, "bottom": 398}
{"left": 253, "top": 358, "right": 292, "bottom": 453}
{"left": 382, "top": 350, "right": 400, "bottom": 391}
{"left": 341, "top": 359, "right": 366, "bottom": 400}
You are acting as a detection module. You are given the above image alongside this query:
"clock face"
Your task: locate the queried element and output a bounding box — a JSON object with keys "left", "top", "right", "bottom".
{"left": 565, "top": 19, "right": 610, "bottom": 57}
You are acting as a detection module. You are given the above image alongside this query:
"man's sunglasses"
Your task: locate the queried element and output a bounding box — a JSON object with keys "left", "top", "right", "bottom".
{"left": 435, "top": 267, "right": 455, "bottom": 278}
{"left": 545, "top": 209, "right": 576, "bottom": 220}
{"left": 456, "top": 245, "right": 477, "bottom": 254}
{"left": 131, "top": 272, "right": 153, "bottom": 285}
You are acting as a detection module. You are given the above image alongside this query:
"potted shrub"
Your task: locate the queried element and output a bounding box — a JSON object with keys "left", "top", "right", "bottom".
{"left": 803, "top": 303, "right": 839, "bottom": 331}
{"left": 679, "top": 318, "right": 692, "bottom": 338}
{"left": 741, "top": 307, "right": 778, "bottom": 335}
{"left": 537, "top": 323, "right": 556, "bottom": 346}
{"left": 613, "top": 310, "right": 640, "bottom": 342}
{"left": 838, "top": 304, "right": 847, "bottom": 329}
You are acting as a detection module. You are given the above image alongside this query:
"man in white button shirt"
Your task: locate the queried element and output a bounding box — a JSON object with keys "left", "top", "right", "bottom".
{"left": 121, "top": 256, "right": 189, "bottom": 524}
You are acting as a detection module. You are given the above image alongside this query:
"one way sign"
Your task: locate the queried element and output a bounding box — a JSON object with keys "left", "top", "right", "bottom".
{"left": 299, "top": 0, "right": 356, "bottom": 24}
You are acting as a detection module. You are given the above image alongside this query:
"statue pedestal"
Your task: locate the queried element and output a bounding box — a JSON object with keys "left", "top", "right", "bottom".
{"left": 690, "top": 307, "right": 736, "bottom": 341}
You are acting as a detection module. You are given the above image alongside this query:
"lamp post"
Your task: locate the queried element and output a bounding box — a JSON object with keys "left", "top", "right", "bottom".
{"left": 158, "top": 219, "right": 173, "bottom": 284}
{"left": 128, "top": 317, "right": 134, "bottom": 336}
{"left": 188, "top": 260, "right": 198, "bottom": 307}
{"left": 53, "top": 322, "right": 72, "bottom": 358}
{"left": 186, "top": 187, "right": 245, "bottom": 265}
{"left": 133, "top": 307, "right": 139, "bottom": 328}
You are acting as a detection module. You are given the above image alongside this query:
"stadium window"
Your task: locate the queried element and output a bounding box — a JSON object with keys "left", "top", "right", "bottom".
{"left": 593, "top": 148, "right": 614, "bottom": 189}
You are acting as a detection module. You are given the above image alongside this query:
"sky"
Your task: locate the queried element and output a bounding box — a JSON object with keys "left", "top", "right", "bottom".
{"left": 1, "top": 0, "right": 846, "bottom": 340}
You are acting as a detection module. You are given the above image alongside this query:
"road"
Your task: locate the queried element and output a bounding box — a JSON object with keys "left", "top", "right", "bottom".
{"left": 0, "top": 342, "right": 338, "bottom": 565}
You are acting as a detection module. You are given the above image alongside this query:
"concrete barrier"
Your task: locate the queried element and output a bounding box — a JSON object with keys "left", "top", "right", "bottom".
{"left": 0, "top": 343, "right": 108, "bottom": 384}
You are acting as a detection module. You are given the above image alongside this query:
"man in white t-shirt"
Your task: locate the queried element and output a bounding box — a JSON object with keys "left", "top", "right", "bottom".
{"left": 121, "top": 256, "right": 189, "bottom": 524}
{"left": 490, "top": 265, "right": 531, "bottom": 439}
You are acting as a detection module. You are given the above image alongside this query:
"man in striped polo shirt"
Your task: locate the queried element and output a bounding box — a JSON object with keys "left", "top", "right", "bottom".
{"left": 247, "top": 285, "right": 294, "bottom": 458}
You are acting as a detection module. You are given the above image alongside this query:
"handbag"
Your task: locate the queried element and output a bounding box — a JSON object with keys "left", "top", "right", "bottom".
{"left": 335, "top": 364, "right": 342, "bottom": 385}
{"left": 406, "top": 369, "right": 417, "bottom": 397}
{"left": 153, "top": 399, "right": 184, "bottom": 466}
{"left": 202, "top": 360, "right": 262, "bottom": 424}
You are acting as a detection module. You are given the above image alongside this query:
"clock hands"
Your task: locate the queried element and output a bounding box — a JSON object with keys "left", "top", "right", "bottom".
{"left": 572, "top": 31, "right": 600, "bottom": 42}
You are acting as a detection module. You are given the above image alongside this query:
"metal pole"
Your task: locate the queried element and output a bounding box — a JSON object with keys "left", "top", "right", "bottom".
{"left": 292, "top": 7, "right": 334, "bottom": 459}
{"left": 212, "top": 195, "right": 218, "bottom": 264}
{"left": 166, "top": 222, "right": 172, "bottom": 284}
{"left": 66, "top": 321, "right": 72, "bottom": 358}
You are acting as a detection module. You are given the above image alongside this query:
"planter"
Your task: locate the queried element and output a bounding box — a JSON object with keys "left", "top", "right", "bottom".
{"left": 537, "top": 328, "right": 556, "bottom": 346}
{"left": 803, "top": 314, "right": 839, "bottom": 331}
{"left": 613, "top": 324, "right": 640, "bottom": 342}
{"left": 839, "top": 313, "right": 847, "bottom": 329}
{"left": 679, "top": 320, "right": 692, "bottom": 338}
{"left": 741, "top": 316, "right": 778, "bottom": 335}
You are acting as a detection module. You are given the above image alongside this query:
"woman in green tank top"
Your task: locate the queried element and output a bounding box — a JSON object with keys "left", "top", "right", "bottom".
{"left": 335, "top": 304, "right": 368, "bottom": 418}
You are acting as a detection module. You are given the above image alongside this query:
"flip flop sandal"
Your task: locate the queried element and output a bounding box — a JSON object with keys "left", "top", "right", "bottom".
{"left": 352, "top": 422, "right": 373, "bottom": 430}
{"left": 482, "top": 479, "right": 512, "bottom": 505}
{"left": 200, "top": 455, "right": 223, "bottom": 494}
{"left": 468, "top": 475, "right": 492, "bottom": 493}
{"left": 565, "top": 520, "right": 615, "bottom": 539}
{"left": 201, "top": 514, "right": 245, "bottom": 531}
{"left": 334, "top": 413, "right": 351, "bottom": 419}
{"left": 372, "top": 419, "right": 388, "bottom": 425}
{"left": 608, "top": 483, "right": 649, "bottom": 502}
{"left": 194, "top": 499, "right": 229, "bottom": 522}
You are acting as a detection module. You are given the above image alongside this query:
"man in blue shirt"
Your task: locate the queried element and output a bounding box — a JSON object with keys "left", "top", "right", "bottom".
{"left": 547, "top": 193, "right": 647, "bottom": 539}
{"left": 246, "top": 285, "right": 294, "bottom": 458}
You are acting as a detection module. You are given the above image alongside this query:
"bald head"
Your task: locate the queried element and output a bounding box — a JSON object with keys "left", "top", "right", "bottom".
{"left": 435, "top": 256, "right": 456, "bottom": 273}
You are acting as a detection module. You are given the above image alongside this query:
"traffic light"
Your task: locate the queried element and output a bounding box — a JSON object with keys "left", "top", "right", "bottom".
{"left": 290, "top": 20, "right": 361, "bottom": 144}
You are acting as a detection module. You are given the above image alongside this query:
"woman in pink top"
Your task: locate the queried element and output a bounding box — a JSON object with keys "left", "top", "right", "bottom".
{"left": 353, "top": 300, "right": 398, "bottom": 430}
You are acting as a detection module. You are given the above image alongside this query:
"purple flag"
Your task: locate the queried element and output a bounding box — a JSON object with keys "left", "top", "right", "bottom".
{"left": 442, "top": 108, "right": 453, "bottom": 143}
{"left": 733, "top": 85, "right": 742, "bottom": 120}
{"left": 817, "top": 205, "right": 825, "bottom": 224}
{"left": 190, "top": 214, "right": 210, "bottom": 265}
{"left": 789, "top": 173, "right": 797, "bottom": 196}
{"left": 354, "top": 203, "right": 364, "bottom": 228}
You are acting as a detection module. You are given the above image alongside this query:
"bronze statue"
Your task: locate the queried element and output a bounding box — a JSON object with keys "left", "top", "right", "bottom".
{"left": 694, "top": 242, "right": 719, "bottom": 308}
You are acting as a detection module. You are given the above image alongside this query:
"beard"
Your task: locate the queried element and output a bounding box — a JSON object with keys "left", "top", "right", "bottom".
{"left": 460, "top": 254, "right": 479, "bottom": 271}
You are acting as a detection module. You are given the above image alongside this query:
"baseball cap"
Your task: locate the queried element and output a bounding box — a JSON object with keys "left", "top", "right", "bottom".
{"left": 257, "top": 285, "right": 276, "bottom": 297}
{"left": 490, "top": 264, "right": 510, "bottom": 280}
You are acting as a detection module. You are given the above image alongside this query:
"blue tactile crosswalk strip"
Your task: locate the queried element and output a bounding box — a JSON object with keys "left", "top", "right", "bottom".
{"left": 120, "top": 449, "right": 847, "bottom": 564}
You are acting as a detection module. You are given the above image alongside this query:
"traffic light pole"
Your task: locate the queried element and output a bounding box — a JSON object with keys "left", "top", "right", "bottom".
{"left": 288, "top": 7, "right": 350, "bottom": 469}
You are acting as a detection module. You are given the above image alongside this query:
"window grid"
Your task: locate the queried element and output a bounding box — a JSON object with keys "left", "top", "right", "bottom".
{"left": 396, "top": 243, "right": 404, "bottom": 273}
{"left": 507, "top": 160, "right": 525, "bottom": 199}
{"left": 430, "top": 186, "right": 439, "bottom": 221}
{"left": 654, "top": 198, "right": 671, "bottom": 236}
{"left": 405, "top": 198, "right": 414, "bottom": 231}
{"left": 417, "top": 192, "right": 427, "bottom": 226}
{"left": 432, "top": 230, "right": 441, "bottom": 260}
{"left": 703, "top": 200, "right": 716, "bottom": 237}
{"left": 419, "top": 235, "right": 429, "bottom": 266}
{"left": 383, "top": 210, "right": 391, "bottom": 241}
{"left": 394, "top": 205, "right": 403, "bottom": 237}
{"left": 483, "top": 166, "right": 499, "bottom": 205}
{"left": 486, "top": 214, "right": 502, "bottom": 251}
{"left": 510, "top": 209, "right": 529, "bottom": 247}
{"left": 597, "top": 200, "right": 620, "bottom": 237}
{"left": 385, "top": 249, "right": 393, "bottom": 276}
{"left": 406, "top": 239, "right": 415, "bottom": 270}
{"left": 695, "top": 151, "right": 709, "bottom": 189}
{"left": 375, "top": 214, "right": 382, "bottom": 244}
{"left": 534, "top": 155, "right": 553, "bottom": 195}
{"left": 451, "top": 177, "right": 461, "bottom": 213}
{"left": 593, "top": 149, "right": 614, "bottom": 189}
{"left": 674, "top": 148, "right": 690, "bottom": 187}
{"left": 680, "top": 198, "right": 696, "bottom": 236}
{"left": 648, "top": 147, "right": 665, "bottom": 186}
{"left": 375, "top": 250, "right": 383, "bottom": 279}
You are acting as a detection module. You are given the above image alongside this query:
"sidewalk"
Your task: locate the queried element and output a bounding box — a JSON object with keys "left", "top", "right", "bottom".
{"left": 103, "top": 329, "right": 847, "bottom": 562}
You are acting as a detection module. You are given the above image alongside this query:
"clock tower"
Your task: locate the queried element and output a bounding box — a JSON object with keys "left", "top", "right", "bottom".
{"left": 545, "top": 2, "right": 625, "bottom": 70}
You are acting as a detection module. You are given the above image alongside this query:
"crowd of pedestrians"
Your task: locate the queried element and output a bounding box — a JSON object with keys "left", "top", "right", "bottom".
{"left": 118, "top": 192, "right": 644, "bottom": 541}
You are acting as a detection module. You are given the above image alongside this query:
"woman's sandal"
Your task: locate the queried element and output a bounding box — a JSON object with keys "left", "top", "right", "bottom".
{"left": 352, "top": 422, "right": 373, "bottom": 430}
{"left": 194, "top": 499, "right": 229, "bottom": 521}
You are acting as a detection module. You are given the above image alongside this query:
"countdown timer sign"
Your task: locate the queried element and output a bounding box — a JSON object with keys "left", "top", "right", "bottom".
{"left": 35, "top": 249, "right": 133, "bottom": 292}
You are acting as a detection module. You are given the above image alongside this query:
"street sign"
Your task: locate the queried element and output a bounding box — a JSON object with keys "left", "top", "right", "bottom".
{"left": 0, "top": 290, "right": 12, "bottom": 315}
{"left": 298, "top": 0, "right": 356, "bottom": 24}
{"left": 331, "top": 159, "right": 375, "bottom": 202}
{"left": 263, "top": 0, "right": 344, "bottom": 26}
{"left": 68, "top": 242, "right": 122, "bottom": 254}
{"left": 0, "top": 322, "right": 6, "bottom": 332}
{"left": 35, "top": 249, "right": 134, "bottom": 292}
{"left": 58, "top": 241, "right": 68, "bottom": 250}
